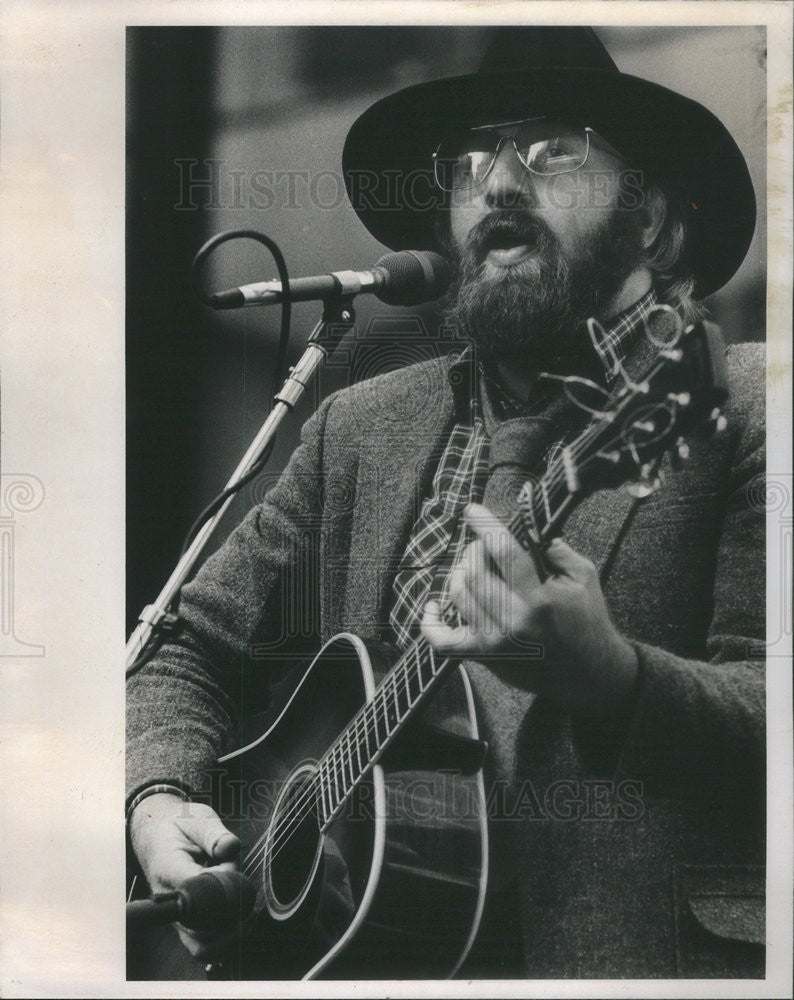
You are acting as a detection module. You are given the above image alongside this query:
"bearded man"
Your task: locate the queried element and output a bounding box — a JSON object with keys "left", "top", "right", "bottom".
{"left": 127, "top": 28, "right": 765, "bottom": 980}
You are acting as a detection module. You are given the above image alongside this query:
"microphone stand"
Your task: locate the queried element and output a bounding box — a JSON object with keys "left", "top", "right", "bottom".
{"left": 125, "top": 296, "right": 356, "bottom": 672}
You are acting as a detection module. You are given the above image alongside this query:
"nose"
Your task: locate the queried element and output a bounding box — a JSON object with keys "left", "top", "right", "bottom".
{"left": 478, "top": 139, "right": 536, "bottom": 210}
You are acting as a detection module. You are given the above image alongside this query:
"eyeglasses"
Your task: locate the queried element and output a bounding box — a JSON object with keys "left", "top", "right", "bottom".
{"left": 432, "top": 117, "right": 619, "bottom": 193}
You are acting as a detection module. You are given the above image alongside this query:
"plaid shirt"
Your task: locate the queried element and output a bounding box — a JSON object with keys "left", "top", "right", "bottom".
{"left": 388, "top": 289, "right": 659, "bottom": 649}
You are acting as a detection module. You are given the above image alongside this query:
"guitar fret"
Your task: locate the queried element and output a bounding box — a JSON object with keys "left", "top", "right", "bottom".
{"left": 384, "top": 681, "right": 398, "bottom": 733}
{"left": 317, "top": 758, "right": 330, "bottom": 824}
{"left": 313, "top": 775, "right": 324, "bottom": 827}
{"left": 540, "top": 478, "right": 552, "bottom": 526}
{"left": 396, "top": 665, "right": 411, "bottom": 718}
{"left": 345, "top": 729, "right": 358, "bottom": 786}
{"left": 390, "top": 668, "right": 405, "bottom": 724}
{"left": 384, "top": 674, "right": 395, "bottom": 730}
{"left": 416, "top": 647, "right": 426, "bottom": 691}
{"left": 351, "top": 719, "right": 365, "bottom": 777}
{"left": 361, "top": 706, "right": 375, "bottom": 760}
{"left": 331, "top": 742, "right": 347, "bottom": 803}
{"left": 323, "top": 753, "right": 338, "bottom": 816}
{"left": 324, "top": 750, "right": 336, "bottom": 815}
{"left": 414, "top": 644, "right": 428, "bottom": 692}
{"left": 340, "top": 737, "right": 353, "bottom": 795}
{"left": 340, "top": 732, "right": 353, "bottom": 790}
{"left": 406, "top": 653, "right": 421, "bottom": 704}
{"left": 374, "top": 691, "right": 389, "bottom": 745}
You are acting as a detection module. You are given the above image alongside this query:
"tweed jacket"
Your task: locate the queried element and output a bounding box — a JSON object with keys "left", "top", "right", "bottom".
{"left": 127, "top": 332, "right": 766, "bottom": 979}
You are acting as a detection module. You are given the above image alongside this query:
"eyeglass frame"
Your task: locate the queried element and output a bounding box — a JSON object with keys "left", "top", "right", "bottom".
{"left": 431, "top": 116, "right": 625, "bottom": 193}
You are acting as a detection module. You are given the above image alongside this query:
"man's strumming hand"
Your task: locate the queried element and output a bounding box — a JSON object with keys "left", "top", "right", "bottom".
{"left": 129, "top": 792, "right": 241, "bottom": 959}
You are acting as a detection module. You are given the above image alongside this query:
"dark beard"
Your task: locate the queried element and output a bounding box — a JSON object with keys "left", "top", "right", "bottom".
{"left": 442, "top": 207, "right": 646, "bottom": 375}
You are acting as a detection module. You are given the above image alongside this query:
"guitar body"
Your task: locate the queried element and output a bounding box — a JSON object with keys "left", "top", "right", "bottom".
{"left": 209, "top": 633, "right": 488, "bottom": 980}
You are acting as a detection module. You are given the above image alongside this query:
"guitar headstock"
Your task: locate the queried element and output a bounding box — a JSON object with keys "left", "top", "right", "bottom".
{"left": 569, "top": 319, "right": 730, "bottom": 498}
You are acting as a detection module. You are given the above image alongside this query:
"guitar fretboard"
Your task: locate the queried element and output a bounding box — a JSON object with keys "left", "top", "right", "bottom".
{"left": 313, "top": 634, "right": 451, "bottom": 827}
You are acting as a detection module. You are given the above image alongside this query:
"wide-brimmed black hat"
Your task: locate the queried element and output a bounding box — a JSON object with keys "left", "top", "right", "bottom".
{"left": 342, "top": 27, "right": 755, "bottom": 298}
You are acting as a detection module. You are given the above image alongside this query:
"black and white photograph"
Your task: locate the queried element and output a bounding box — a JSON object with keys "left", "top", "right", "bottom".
{"left": 0, "top": 3, "right": 792, "bottom": 997}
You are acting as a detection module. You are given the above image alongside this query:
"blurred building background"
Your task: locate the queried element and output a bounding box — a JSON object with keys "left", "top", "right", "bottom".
{"left": 126, "top": 25, "right": 767, "bottom": 633}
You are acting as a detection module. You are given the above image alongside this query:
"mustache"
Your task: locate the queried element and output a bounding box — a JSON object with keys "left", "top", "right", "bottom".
{"left": 458, "top": 210, "right": 555, "bottom": 268}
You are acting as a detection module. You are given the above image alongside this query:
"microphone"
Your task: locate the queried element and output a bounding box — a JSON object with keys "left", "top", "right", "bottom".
{"left": 126, "top": 870, "right": 256, "bottom": 932}
{"left": 208, "top": 250, "right": 452, "bottom": 309}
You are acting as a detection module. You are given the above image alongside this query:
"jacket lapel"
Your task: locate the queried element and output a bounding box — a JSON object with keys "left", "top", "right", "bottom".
{"left": 340, "top": 358, "right": 458, "bottom": 640}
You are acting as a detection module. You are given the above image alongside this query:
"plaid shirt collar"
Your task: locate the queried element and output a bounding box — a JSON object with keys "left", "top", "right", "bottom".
{"left": 448, "top": 288, "right": 659, "bottom": 422}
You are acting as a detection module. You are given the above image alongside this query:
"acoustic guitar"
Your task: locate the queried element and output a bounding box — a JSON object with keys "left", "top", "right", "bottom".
{"left": 131, "top": 318, "right": 729, "bottom": 980}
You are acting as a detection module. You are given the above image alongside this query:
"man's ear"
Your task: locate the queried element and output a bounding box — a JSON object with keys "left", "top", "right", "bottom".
{"left": 640, "top": 185, "right": 667, "bottom": 250}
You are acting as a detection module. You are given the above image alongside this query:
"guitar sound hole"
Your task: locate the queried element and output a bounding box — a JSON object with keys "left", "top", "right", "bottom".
{"left": 264, "top": 765, "right": 323, "bottom": 919}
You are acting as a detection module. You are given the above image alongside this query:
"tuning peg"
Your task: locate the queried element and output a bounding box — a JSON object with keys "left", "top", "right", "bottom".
{"left": 708, "top": 406, "right": 728, "bottom": 434}
{"left": 667, "top": 391, "right": 691, "bottom": 407}
{"left": 625, "top": 462, "right": 662, "bottom": 499}
{"left": 670, "top": 437, "right": 690, "bottom": 470}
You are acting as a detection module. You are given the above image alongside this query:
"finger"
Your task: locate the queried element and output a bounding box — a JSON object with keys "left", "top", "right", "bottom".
{"left": 209, "top": 832, "right": 240, "bottom": 862}
{"left": 447, "top": 562, "right": 475, "bottom": 627}
{"left": 449, "top": 547, "right": 499, "bottom": 635}
{"left": 175, "top": 809, "right": 241, "bottom": 863}
{"left": 461, "top": 538, "right": 516, "bottom": 636}
{"left": 421, "top": 599, "right": 482, "bottom": 656}
{"left": 544, "top": 536, "right": 596, "bottom": 583}
{"left": 464, "top": 503, "right": 539, "bottom": 592}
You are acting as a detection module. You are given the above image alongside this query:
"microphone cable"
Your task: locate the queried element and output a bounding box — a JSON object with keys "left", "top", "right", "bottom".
{"left": 181, "top": 231, "right": 293, "bottom": 555}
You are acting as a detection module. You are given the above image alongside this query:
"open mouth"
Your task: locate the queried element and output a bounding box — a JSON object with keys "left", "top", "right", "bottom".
{"left": 479, "top": 223, "right": 542, "bottom": 266}
{"left": 483, "top": 234, "right": 537, "bottom": 266}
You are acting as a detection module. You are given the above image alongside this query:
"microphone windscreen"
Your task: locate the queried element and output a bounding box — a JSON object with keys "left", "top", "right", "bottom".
{"left": 179, "top": 870, "right": 256, "bottom": 931}
{"left": 374, "top": 250, "right": 452, "bottom": 305}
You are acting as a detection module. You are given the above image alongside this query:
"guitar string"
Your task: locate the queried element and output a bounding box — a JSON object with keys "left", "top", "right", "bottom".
{"left": 241, "top": 397, "right": 678, "bottom": 875}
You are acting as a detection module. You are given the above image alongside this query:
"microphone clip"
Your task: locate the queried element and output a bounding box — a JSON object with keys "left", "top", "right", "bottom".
{"left": 274, "top": 297, "right": 356, "bottom": 411}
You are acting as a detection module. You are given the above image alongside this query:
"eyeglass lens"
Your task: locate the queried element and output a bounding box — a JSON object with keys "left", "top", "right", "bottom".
{"left": 435, "top": 122, "right": 590, "bottom": 191}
